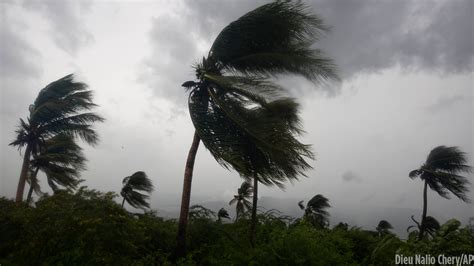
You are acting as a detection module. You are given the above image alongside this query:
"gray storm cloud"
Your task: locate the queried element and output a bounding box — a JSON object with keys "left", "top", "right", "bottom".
{"left": 22, "top": 0, "right": 93, "bottom": 55}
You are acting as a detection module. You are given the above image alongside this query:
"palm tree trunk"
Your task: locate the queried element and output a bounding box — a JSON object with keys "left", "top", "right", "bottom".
{"left": 176, "top": 131, "right": 201, "bottom": 257}
{"left": 26, "top": 167, "right": 40, "bottom": 205}
{"left": 418, "top": 180, "right": 428, "bottom": 240}
{"left": 121, "top": 197, "right": 126, "bottom": 208}
{"left": 15, "top": 144, "right": 32, "bottom": 203}
{"left": 250, "top": 175, "right": 258, "bottom": 247}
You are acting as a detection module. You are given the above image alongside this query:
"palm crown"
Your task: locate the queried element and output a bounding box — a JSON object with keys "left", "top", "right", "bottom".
{"left": 299, "top": 194, "right": 331, "bottom": 228}
{"left": 121, "top": 171, "right": 154, "bottom": 210}
{"left": 409, "top": 146, "right": 472, "bottom": 202}
{"left": 11, "top": 74, "right": 104, "bottom": 151}
{"left": 229, "top": 181, "right": 253, "bottom": 219}
{"left": 30, "top": 133, "right": 86, "bottom": 193}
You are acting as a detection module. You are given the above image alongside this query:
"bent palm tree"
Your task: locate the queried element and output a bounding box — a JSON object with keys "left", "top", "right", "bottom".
{"left": 177, "top": 1, "right": 337, "bottom": 254}
{"left": 409, "top": 146, "right": 472, "bottom": 240}
{"left": 10, "top": 74, "right": 104, "bottom": 202}
{"left": 229, "top": 181, "right": 253, "bottom": 220}
{"left": 26, "top": 134, "right": 86, "bottom": 204}
{"left": 298, "top": 194, "right": 330, "bottom": 228}
{"left": 120, "top": 171, "right": 154, "bottom": 210}
{"left": 376, "top": 220, "right": 393, "bottom": 236}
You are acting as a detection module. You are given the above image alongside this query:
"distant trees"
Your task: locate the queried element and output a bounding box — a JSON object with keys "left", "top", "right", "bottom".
{"left": 177, "top": 0, "right": 337, "bottom": 254}
{"left": 217, "top": 208, "right": 230, "bottom": 223}
{"left": 409, "top": 146, "right": 472, "bottom": 240}
{"left": 376, "top": 220, "right": 393, "bottom": 236}
{"left": 298, "top": 194, "right": 331, "bottom": 228}
{"left": 10, "top": 74, "right": 103, "bottom": 202}
{"left": 120, "top": 171, "right": 154, "bottom": 210}
{"left": 229, "top": 181, "right": 253, "bottom": 220}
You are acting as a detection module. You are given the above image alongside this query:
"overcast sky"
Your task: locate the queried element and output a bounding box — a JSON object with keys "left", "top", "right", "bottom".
{"left": 1, "top": 0, "right": 473, "bottom": 226}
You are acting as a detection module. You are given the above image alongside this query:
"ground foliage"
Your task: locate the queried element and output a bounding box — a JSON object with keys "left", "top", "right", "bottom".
{"left": 1, "top": 189, "right": 473, "bottom": 265}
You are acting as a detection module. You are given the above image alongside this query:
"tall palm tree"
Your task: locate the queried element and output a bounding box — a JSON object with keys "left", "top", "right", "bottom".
{"left": 10, "top": 74, "right": 104, "bottom": 202}
{"left": 409, "top": 146, "right": 472, "bottom": 240}
{"left": 26, "top": 133, "right": 86, "bottom": 204}
{"left": 229, "top": 181, "right": 253, "bottom": 220}
{"left": 120, "top": 171, "right": 154, "bottom": 210}
{"left": 177, "top": 1, "right": 337, "bottom": 254}
{"left": 376, "top": 220, "right": 393, "bottom": 236}
{"left": 298, "top": 194, "right": 331, "bottom": 228}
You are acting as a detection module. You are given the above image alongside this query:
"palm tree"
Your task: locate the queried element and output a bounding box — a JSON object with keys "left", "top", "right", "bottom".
{"left": 217, "top": 208, "right": 230, "bottom": 222}
{"left": 376, "top": 220, "right": 393, "bottom": 236}
{"left": 229, "top": 181, "right": 253, "bottom": 220}
{"left": 298, "top": 194, "right": 331, "bottom": 228}
{"left": 177, "top": 1, "right": 337, "bottom": 254}
{"left": 26, "top": 133, "right": 86, "bottom": 205}
{"left": 10, "top": 74, "right": 104, "bottom": 202}
{"left": 409, "top": 146, "right": 472, "bottom": 240}
{"left": 120, "top": 171, "right": 154, "bottom": 210}
{"left": 407, "top": 215, "right": 440, "bottom": 238}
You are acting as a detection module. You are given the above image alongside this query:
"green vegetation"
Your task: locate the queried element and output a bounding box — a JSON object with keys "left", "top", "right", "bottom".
{"left": 1, "top": 190, "right": 473, "bottom": 265}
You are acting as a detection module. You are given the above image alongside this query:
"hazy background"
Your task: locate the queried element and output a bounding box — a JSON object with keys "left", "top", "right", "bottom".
{"left": 1, "top": 0, "right": 473, "bottom": 236}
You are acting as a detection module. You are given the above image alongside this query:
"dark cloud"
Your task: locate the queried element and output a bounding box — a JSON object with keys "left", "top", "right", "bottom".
{"left": 183, "top": 0, "right": 473, "bottom": 80}
{"left": 315, "top": 0, "right": 474, "bottom": 78}
{"left": 342, "top": 170, "right": 362, "bottom": 183}
{"left": 23, "top": 0, "right": 93, "bottom": 55}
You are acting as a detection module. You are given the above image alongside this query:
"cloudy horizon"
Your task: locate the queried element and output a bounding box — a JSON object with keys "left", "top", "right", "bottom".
{"left": 1, "top": 0, "right": 473, "bottom": 231}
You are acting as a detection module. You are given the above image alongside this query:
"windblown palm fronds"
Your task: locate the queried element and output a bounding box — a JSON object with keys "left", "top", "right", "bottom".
{"left": 121, "top": 171, "right": 154, "bottom": 210}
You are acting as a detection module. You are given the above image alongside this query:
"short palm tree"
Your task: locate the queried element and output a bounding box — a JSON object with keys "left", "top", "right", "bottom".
{"left": 120, "top": 171, "right": 154, "bottom": 210}
{"left": 217, "top": 208, "right": 230, "bottom": 222}
{"left": 26, "top": 133, "right": 86, "bottom": 204}
{"left": 376, "top": 220, "right": 393, "bottom": 236}
{"left": 298, "top": 194, "right": 331, "bottom": 228}
{"left": 177, "top": 1, "right": 337, "bottom": 254}
{"left": 409, "top": 145, "right": 472, "bottom": 240}
{"left": 10, "top": 74, "right": 103, "bottom": 202}
{"left": 407, "top": 215, "right": 440, "bottom": 238}
{"left": 229, "top": 181, "right": 253, "bottom": 220}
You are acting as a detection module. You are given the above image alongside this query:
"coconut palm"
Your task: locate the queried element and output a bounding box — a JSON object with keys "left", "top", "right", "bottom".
{"left": 376, "top": 220, "right": 393, "bottom": 236}
{"left": 217, "top": 208, "right": 230, "bottom": 222}
{"left": 26, "top": 133, "right": 86, "bottom": 204}
{"left": 407, "top": 215, "right": 440, "bottom": 238}
{"left": 120, "top": 171, "right": 154, "bottom": 210}
{"left": 409, "top": 146, "right": 472, "bottom": 240}
{"left": 10, "top": 74, "right": 104, "bottom": 202}
{"left": 177, "top": 1, "right": 337, "bottom": 253}
{"left": 298, "top": 194, "right": 331, "bottom": 228}
{"left": 229, "top": 181, "right": 253, "bottom": 220}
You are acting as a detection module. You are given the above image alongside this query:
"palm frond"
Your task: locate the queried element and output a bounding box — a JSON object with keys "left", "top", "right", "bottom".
{"left": 209, "top": 1, "right": 338, "bottom": 82}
